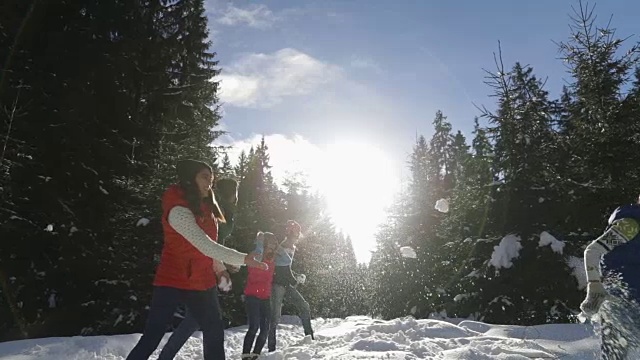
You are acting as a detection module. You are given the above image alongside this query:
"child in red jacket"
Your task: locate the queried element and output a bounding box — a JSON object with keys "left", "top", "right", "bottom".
{"left": 242, "top": 232, "right": 278, "bottom": 359}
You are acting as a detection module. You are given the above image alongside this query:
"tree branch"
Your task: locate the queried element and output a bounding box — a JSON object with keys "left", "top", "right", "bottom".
{"left": 1, "top": 86, "right": 21, "bottom": 166}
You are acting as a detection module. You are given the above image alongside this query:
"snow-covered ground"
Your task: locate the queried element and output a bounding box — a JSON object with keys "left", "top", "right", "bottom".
{"left": 0, "top": 315, "right": 600, "bottom": 359}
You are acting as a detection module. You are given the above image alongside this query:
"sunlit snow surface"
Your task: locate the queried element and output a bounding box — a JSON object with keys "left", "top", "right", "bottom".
{"left": 0, "top": 315, "right": 601, "bottom": 359}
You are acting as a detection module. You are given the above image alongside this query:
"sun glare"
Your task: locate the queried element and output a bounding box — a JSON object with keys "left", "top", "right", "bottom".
{"left": 314, "top": 140, "right": 400, "bottom": 263}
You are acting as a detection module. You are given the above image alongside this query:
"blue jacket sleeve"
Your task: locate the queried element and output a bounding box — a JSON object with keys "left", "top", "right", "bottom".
{"left": 254, "top": 236, "right": 264, "bottom": 254}
{"left": 275, "top": 246, "right": 294, "bottom": 266}
{"left": 255, "top": 235, "right": 295, "bottom": 266}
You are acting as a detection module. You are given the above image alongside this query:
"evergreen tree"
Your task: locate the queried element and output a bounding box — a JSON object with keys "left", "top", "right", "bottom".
{"left": 218, "top": 153, "right": 234, "bottom": 177}
{"left": 556, "top": 1, "right": 640, "bottom": 230}
{"left": 0, "top": 0, "right": 224, "bottom": 338}
{"left": 479, "top": 56, "right": 557, "bottom": 235}
{"left": 370, "top": 133, "right": 438, "bottom": 319}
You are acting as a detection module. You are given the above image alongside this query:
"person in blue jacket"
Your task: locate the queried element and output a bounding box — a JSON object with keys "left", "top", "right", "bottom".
{"left": 581, "top": 195, "right": 640, "bottom": 359}
{"left": 255, "top": 220, "right": 314, "bottom": 352}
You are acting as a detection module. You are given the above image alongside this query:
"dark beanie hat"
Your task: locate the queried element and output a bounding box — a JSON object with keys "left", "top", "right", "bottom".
{"left": 216, "top": 178, "right": 238, "bottom": 198}
{"left": 176, "top": 159, "right": 212, "bottom": 184}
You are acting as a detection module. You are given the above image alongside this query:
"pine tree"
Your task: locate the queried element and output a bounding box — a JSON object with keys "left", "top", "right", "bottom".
{"left": 370, "top": 134, "right": 437, "bottom": 319}
{"left": 1, "top": 0, "right": 146, "bottom": 337}
{"left": 218, "top": 153, "right": 234, "bottom": 177}
{"left": 479, "top": 55, "right": 558, "bottom": 235}
{"left": 235, "top": 150, "right": 250, "bottom": 180}
{"left": 556, "top": 1, "right": 640, "bottom": 230}
{"left": 428, "top": 110, "right": 454, "bottom": 193}
{"left": 0, "top": 0, "right": 225, "bottom": 338}
{"left": 448, "top": 45, "right": 584, "bottom": 325}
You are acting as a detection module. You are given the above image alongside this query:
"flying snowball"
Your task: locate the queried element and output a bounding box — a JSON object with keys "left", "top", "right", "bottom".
{"left": 218, "top": 277, "right": 232, "bottom": 292}
{"left": 296, "top": 274, "right": 306, "bottom": 285}
{"left": 136, "top": 218, "right": 150, "bottom": 227}
{"left": 400, "top": 246, "right": 417, "bottom": 259}
{"left": 435, "top": 199, "right": 449, "bottom": 213}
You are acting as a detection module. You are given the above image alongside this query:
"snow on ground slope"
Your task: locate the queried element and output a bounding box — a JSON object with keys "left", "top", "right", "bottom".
{"left": 0, "top": 315, "right": 600, "bottom": 359}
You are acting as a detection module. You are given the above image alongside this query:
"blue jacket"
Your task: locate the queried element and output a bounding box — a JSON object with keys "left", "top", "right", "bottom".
{"left": 254, "top": 237, "right": 298, "bottom": 286}
{"left": 602, "top": 203, "right": 640, "bottom": 301}
{"left": 254, "top": 238, "right": 295, "bottom": 266}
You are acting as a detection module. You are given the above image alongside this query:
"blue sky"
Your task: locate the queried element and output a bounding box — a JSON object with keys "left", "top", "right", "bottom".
{"left": 206, "top": 0, "right": 638, "bottom": 261}
{"left": 210, "top": 0, "right": 637, "bottom": 161}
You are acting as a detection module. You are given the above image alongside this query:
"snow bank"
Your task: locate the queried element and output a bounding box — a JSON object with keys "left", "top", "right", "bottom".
{"left": 0, "top": 316, "right": 600, "bottom": 359}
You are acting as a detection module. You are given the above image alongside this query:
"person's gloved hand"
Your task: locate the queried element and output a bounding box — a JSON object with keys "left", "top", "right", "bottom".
{"left": 295, "top": 273, "right": 306, "bottom": 285}
{"left": 580, "top": 281, "right": 608, "bottom": 316}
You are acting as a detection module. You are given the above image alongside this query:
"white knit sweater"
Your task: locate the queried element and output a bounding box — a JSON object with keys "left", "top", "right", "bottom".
{"left": 583, "top": 225, "right": 629, "bottom": 283}
{"left": 167, "top": 206, "right": 246, "bottom": 267}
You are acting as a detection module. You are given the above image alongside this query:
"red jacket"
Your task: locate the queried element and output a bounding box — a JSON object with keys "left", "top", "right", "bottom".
{"left": 244, "top": 259, "right": 275, "bottom": 300}
{"left": 153, "top": 184, "right": 218, "bottom": 290}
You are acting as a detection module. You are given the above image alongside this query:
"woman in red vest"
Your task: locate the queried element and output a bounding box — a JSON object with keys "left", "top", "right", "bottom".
{"left": 242, "top": 232, "right": 278, "bottom": 359}
{"left": 126, "top": 159, "right": 266, "bottom": 360}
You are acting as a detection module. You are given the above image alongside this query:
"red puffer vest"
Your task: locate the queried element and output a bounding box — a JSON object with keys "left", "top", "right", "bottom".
{"left": 244, "top": 259, "right": 275, "bottom": 300}
{"left": 153, "top": 184, "right": 218, "bottom": 290}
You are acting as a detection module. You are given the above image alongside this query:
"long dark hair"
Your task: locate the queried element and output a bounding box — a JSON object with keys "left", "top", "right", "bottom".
{"left": 262, "top": 232, "right": 278, "bottom": 261}
{"left": 215, "top": 178, "right": 239, "bottom": 203}
{"left": 176, "top": 159, "right": 225, "bottom": 222}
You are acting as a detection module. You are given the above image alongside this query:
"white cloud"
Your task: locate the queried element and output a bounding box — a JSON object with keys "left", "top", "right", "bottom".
{"left": 350, "top": 56, "right": 383, "bottom": 73}
{"left": 217, "top": 133, "right": 324, "bottom": 188}
{"left": 207, "top": 2, "right": 305, "bottom": 30}
{"left": 217, "top": 4, "right": 278, "bottom": 29}
{"left": 217, "top": 74, "right": 260, "bottom": 106}
{"left": 218, "top": 48, "right": 342, "bottom": 108}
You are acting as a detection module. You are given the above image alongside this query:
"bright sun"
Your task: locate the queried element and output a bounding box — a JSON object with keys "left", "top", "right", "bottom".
{"left": 314, "top": 140, "right": 400, "bottom": 262}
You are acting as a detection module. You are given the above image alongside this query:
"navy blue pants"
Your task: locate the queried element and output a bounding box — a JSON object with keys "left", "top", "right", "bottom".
{"left": 126, "top": 286, "right": 225, "bottom": 360}
{"left": 242, "top": 296, "right": 271, "bottom": 355}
